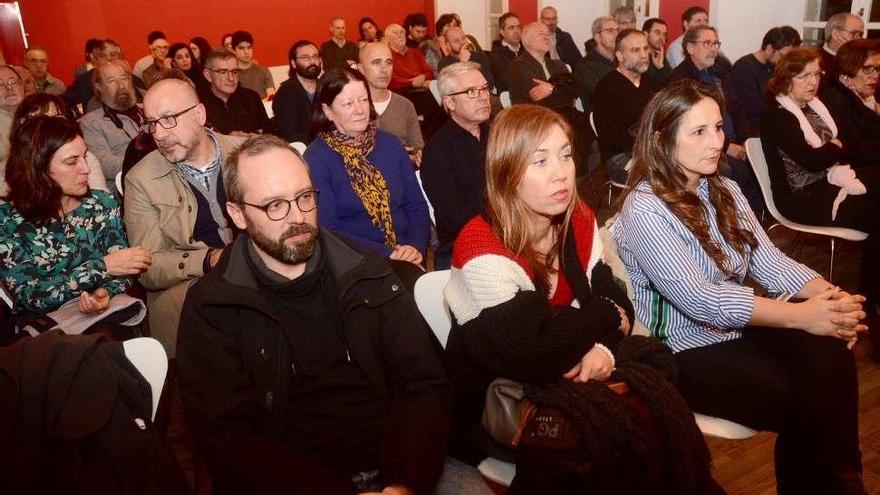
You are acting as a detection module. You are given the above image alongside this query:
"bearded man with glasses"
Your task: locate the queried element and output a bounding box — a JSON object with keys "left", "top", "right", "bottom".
{"left": 199, "top": 48, "right": 270, "bottom": 135}
{"left": 274, "top": 40, "right": 322, "bottom": 143}
{"left": 123, "top": 77, "right": 245, "bottom": 358}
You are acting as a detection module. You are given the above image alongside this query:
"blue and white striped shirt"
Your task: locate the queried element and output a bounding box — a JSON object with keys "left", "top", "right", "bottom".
{"left": 611, "top": 178, "right": 820, "bottom": 353}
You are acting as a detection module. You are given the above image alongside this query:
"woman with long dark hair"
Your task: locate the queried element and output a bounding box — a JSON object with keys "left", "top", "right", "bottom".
{"left": 446, "top": 104, "right": 720, "bottom": 494}
{"left": 358, "top": 17, "right": 383, "bottom": 47}
{"left": 613, "top": 80, "right": 867, "bottom": 494}
{"left": 0, "top": 117, "right": 151, "bottom": 327}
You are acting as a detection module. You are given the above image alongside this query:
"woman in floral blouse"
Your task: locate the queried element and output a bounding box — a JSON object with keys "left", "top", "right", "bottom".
{"left": 0, "top": 116, "right": 151, "bottom": 317}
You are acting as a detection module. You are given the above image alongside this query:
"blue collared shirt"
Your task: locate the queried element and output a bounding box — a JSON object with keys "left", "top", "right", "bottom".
{"left": 611, "top": 178, "right": 819, "bottom": 353}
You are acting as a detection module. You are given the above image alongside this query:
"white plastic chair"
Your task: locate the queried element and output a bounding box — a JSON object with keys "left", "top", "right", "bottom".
{"left": 428, "top": 79, "right": 442, "bottom": 105}
{"left": 263, "top": 100, "right": 274, "bottom": 119}
{"left": 413, "top": 270, "right": 516, "bottom": 486}
{"left": 745, "top": 138, "right": 868, "bottom": 281}
{"left": 290, "top": 141, "right": 307, "bottom": 155}
{"left": 414, "top": 169, "right": 436, "bottom": 226}
{"left": 268, "top": 65, "right": 290, "bottom": 87}
{"left": 693, "top": 413, "right": 758, "bottom": 439}
{"left": 499, "top": 91, "right": 511, "bottom": 108}
{"left": 575, "top": 97, "right": 584, "bottom": 113}
{"left": 123, "top": 337, "right": 168, "bottom": 421}
{"left": 115, "top": 172, "right": 123, "bottom": 196}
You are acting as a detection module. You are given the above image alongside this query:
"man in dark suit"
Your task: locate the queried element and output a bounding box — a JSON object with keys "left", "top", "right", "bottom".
{"left": 508, "top": 22, "right": 587, "bottom": 174}
{"left": 489, "top": 12, "right": 522, "bottom": 92}
{"left": 540, "top": 6, "right": 582, "bottom": 70}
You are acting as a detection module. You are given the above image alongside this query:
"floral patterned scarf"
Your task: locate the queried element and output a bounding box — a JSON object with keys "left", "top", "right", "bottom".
{"left": 320, "top": 123, "right": 396, "bottom": 247}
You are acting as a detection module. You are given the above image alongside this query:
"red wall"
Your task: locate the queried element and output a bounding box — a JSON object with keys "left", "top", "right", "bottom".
{"left": 19, "top": 0, "right": 435, "bottom": 86}
{"left": 509, "top": 0, "right": 538, "bottom": 24}
{"left": 660, "top": 0, "right": 710, "bottom": 43}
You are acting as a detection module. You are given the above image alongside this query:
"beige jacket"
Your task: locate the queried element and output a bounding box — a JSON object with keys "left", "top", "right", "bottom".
{"left": 123, "top": 132, "right": 244, "bottom": 292}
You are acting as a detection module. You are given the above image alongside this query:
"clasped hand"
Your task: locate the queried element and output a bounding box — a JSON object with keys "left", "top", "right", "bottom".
{"left": 802, "top": 287, "right": 867, "bottom": 349}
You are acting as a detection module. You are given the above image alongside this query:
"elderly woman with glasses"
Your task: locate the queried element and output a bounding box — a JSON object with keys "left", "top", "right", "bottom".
{"left": 762, "top": 48, "right": 880, "bottom": 361}
{"left": 304, "top": 67, "right": 430, "bottom": 266}
{"left": 821, "top": 39, "right": 880, "bottom": 168}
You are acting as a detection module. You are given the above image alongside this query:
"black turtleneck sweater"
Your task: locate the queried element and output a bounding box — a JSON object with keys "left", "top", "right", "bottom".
{"left": 244, "top": 241, "right": 387, "bottom": 479}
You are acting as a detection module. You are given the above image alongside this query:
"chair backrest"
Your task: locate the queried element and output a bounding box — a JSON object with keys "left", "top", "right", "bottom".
{"left": 268, "top": 65, "right": 290, "bottom": 87}
{"left": 414, "top": 169, "right": 436, "bottom": 225}
{"left": 123, "top": 337, "right": 168, "bottom": 421}
{"left": 413, "top": 270, "right": 452, "bottom": 348}
{"left": 575, "top": 97, "right": 584, "bottom": 113}
{"left": 114, "top": 172, "right": 123, "bottom": 196}
{"left": 499, "top": 91, "right": 511, "bottom": 108}
{"left": 589, "top": 111, "right": 597, "bottom": 136}
{"left": 263, "top": 99, "right": 274, "bottom": 119}
{"left": 428, "top": 79, "right": 442, "bottom": 105}
{"left": 745, "top": 137, "right": 784, "bottom": 221}
{"left": 290, "top": 141, "right": 307, "bottom": 155}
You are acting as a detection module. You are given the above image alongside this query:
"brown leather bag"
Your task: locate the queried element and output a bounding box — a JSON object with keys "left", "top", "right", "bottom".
{"left": 482, "top": 377, "right": 630, "bottom": 448}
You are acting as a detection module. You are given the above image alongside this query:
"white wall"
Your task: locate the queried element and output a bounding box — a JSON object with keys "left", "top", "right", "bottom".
{"left": 435, "top": 0, "right": 491, "bottom": 48}
{"left": 709, "top": 0, "right": 805, "bottom": 62}
{"left": 540, "top": 0, "right": 610, "bottom": 57}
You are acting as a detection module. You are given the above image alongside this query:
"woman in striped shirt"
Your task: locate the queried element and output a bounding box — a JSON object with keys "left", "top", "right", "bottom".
{"left": 612, "top": 80, "right": 868, "bottom": 495}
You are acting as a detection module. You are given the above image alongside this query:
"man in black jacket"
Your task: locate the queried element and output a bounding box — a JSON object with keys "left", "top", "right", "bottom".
{"left": 200, "top": 49, "right": 270, "bottom": 135}
{"left": 489, "top": 12, "right": 522, "bottom": 92}
{"left": 273, "top": 40, "right": 321, "bottom": 144}
{"left": 540, "top": 6, "right": 582, "bottom": 70}
{"left": 573, "top": 16, "right": 619, "bottom": 118}
{"left": 177, "top": 134, "right": 456, "bottom": 495}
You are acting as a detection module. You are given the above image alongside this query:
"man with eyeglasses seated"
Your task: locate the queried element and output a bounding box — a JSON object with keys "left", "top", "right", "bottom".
{"left": 273, "top": 40, "right": 322, "bottom": 144}
{"left": 79, "top": 58, "right": 143, "bottom": 193}
{"left": 669, "top": 25, "right": 764, "bottom": 214}
{"left": 0, "top": 65, "right": 24, "bottom": 196}
{"left": 421, "top": 62, "right": 491, "bottom": 270}
{"left": 124, "top": 77, "right": 245, "bottom": 358}
{"left": 199, "top": 48, "right": 271, "bottom": 136}
{"left": 573, "top": 16, "right": 619, "bottom": 119}
{"left": 819, "top": 12, "right": 865, "bottom": 88}
{"left": 177, "top": 133, "right": 459, "bottom": 495}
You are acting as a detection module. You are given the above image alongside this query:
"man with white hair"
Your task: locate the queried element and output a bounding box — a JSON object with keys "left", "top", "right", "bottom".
{"left": 820, "top": 12, "right": 864, "bottom": 87}
{"left": 421, "top": 62, "right": 491, "bottom": 269}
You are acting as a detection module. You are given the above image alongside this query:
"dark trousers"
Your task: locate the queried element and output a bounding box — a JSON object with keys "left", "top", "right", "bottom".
{"left": 777, "top": 170, "right": 880, "bottom": 305}
{"left": 675, "top": 328, "right": 863, "bottom": 495}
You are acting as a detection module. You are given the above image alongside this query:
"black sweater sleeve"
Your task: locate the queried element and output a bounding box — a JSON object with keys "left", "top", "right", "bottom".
{"left": 760, "top": 105, "right": 843, "bottom": 173}
{"left": 457, "top": 290, "right": 623, "bottom": 385}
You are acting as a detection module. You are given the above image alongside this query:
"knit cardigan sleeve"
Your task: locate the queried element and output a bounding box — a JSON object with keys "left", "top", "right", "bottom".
{"left": 446, "top": 217, "right": 624, "bottom": 385}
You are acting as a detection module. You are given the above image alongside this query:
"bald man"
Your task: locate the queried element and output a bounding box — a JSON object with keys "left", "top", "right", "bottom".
{"left": 358, "top": 42, "right": 424, "bottom": 163}
{"left": 320, "top": 16, "right": 359, "bottom": 69}
{"left": 124, "top": 78, "right": 245, "bottom": 357}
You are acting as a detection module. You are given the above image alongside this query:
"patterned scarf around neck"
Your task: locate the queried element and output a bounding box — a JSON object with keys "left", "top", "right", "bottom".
{"left": 320, "top": 123, "right": 396, "bottom": 247}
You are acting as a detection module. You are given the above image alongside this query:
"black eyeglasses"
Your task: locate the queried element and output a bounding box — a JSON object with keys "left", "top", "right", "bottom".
{"left": 241, "top": 189, "right": 319, "bottom": 221}
{"left": 141, "top": 104, "right": 199, "bottom": 133}
{"left": 207, "top": 68, "right": 241, "bottom": 77}
{"left": 861, "top": 64, "right": 880, "bottom": 74}
{"left": 448, "top": 84, "right": 491, "bottom": 99}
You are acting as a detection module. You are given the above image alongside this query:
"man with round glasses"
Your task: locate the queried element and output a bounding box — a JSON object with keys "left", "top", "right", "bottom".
{"left": 200, "top": 48, "right": 270, "bottom": 135}
{"left": 124, "top": 77, "right": 245, "bottom": 357}
{"left": 177, "top": 133, "right": 455, "bottom": 495}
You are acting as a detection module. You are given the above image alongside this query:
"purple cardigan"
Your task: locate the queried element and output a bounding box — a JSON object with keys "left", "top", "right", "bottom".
{"left": 304, "top": 130, "right": 431, "bottom": 257}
